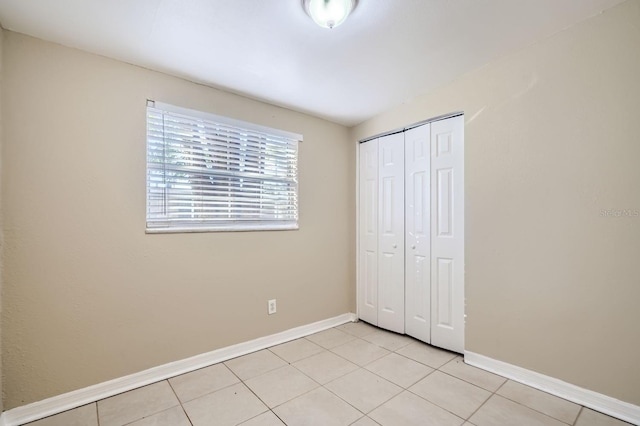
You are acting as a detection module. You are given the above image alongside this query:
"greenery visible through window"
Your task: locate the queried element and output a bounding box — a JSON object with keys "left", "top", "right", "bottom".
{"left": 146, "top": 101, "right": 301, "bottom": 232}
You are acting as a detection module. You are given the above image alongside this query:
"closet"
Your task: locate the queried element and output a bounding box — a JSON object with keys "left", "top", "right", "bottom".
{"left": 358, "top": 114, "right": 464, "bottom": 354}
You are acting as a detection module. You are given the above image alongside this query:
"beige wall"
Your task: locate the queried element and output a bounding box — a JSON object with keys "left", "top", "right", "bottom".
{"left": 0, "top": 25, "right": 4, "bottom": 414}
{"left": 1, "top": 32, "right": 355, "bottom": 409}
{"left": 352, "top": 0, "right": 640, "bottom": 405}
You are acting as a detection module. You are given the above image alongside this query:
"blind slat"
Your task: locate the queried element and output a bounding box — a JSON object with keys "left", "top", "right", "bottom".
{"left": 148, "top": 134, "right": 297, "bottom": 161}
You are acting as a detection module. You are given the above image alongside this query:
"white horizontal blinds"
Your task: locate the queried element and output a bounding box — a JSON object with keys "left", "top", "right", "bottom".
{"left": 146, "top": 104, "right": 299, "bottom": 231}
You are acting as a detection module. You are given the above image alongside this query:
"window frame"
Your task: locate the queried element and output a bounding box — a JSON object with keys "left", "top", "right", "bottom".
{"left": 145, "top": 100, "right": 302, "bottom": 234}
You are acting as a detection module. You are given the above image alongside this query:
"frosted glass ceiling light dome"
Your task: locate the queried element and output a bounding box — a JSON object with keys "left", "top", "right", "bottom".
{"left": 304, "top": 0, "right": 357, "bottom": 29}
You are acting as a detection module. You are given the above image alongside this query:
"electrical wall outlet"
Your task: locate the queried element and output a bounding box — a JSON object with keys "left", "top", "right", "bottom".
{"left": 268, "top": 299, "right": 277, "bottom": 315}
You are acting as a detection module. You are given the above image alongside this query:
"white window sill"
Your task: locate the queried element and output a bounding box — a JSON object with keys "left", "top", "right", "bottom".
{"left": 145, "top": 224, "right": 299, "bottom": 234}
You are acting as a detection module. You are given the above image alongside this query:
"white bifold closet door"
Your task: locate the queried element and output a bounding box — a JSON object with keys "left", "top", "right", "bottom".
{"left": 358, "top": 114, "right": 464, "bottom": 354}
{"left": 429, "top": 116, "right": 465, "bottom": 352}
{"left": 405, "top": 116, "right": 465, "bottom": 352}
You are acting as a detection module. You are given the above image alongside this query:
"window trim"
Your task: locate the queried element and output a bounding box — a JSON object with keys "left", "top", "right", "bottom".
{"left": 145, "top": 100, "right": 302, "bottom": 234}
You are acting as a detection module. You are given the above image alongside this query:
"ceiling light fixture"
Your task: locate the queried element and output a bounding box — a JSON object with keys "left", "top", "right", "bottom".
{"left": 303, "top": 0, "right": 357, "bottom": 29}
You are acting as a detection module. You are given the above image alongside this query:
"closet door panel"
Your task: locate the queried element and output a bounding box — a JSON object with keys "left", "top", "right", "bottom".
{"left": 430, "top": 116, "right": 465, "bottom": 353}
{"left": 405, "top": 124, "right": 431, "bottom": 343}
{"left": 377, "top": 132, "right": 405, "bottom": 333}
{"left": 358, "top": 139, "right": 379, "bottom": 325}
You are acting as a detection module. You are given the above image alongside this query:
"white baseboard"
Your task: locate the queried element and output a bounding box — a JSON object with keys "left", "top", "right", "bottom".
{"left": 464, "top": 351, "right": 640, "bottom": 425}
{"left": 1, "top": 313, "right": 356, "bottom": 426}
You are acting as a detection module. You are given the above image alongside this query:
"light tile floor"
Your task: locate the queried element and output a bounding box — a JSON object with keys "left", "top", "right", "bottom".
{"left": 26, "top": 322, "right": 632, "bottom": 426}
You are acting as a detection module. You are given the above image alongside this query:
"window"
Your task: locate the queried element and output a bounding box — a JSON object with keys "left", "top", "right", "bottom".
{"left": 146, "top": 101, "right": 301, "bottom": 233}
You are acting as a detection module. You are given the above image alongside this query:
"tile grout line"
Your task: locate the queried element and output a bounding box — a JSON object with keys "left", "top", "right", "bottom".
{"left": 95, "top": 402, "right": 100, "bottom": 426}
{"left": 321, "top": 328, "right": 416, "bottom": 368}
{"left": 433, "top": 360, "right": 498, "bottom": 422}
{"left": 430, "top": 355, "right": 558, "bottom": 423}
{"left": 275, "top": 346, "right": 373, "bottom": 419}
{"left": 348, "top": 414, "right": 380, "bottom": 426}
{"left": 166, "top": 374, "right": 240, "bottom": 405}
{"left": 266, "top": 339, "right": 326, "bottom": 366}
{"left": 311, "top": 336, "right": 374, "bottom": 366}
{"left": 498, "top": 394, "right": 576, "bottom": 425}
{"left": 494, "top": 380, "right": 583, "bottom": 425}
{"left": 482, "top": 381, "right": 577, "bottom": 425}
{"left": 270, "top": 410, "right": 288, "bottom": 426}
{"left": 390, "top": 347, "right": 453, "bottom": 370}
{"left": 387, "top": 339, "right": 491, "bottom": 423}
{"left": 165, "top": 379, "right": 194, "bottom": 426}
{"left": 329, "top": 344, "right": 390, "bottom": 369}
{"left": 432, "top": 354, "right": 595, "bottom": 425}
{"left": 222, "top": 362, "right": 275, "bottom": 424}
{"left": 435, "top": 365, "right": 499, "bottom": 391}
{"left": 225, "top": 344, "right": 335, "bottom": 422}
{"left": 224, "top": 355, "right": 312, "bottom": 425}
{"left": 402, "top": 385, "right": 467, "bottom": 423}
{"left": 288, "top": 353, "right": 343, "bottom": 389}
{"left": 94, "top": 382, "right": 186, "bottom": 426}
{"left": 400, "top": 347, "right": 581, "bottom": 424}
{"left": 458, "top": 374, "right": 504, "bottom": 423}
{"left": 153, "top": 351, "right": 308, "bottom": 425}
{"left": 319, "top": 366, "right": 395, "bottom": 417}
{"left": 361, "top": 356, "right": 435, "bottom": 389}
{"left": 573, "top": 406, "right": 584, "bottom": 426}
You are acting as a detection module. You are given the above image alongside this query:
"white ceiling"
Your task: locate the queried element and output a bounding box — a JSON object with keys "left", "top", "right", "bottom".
{"left": 0, "top": 0, "right": 626, "bottom": 126}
